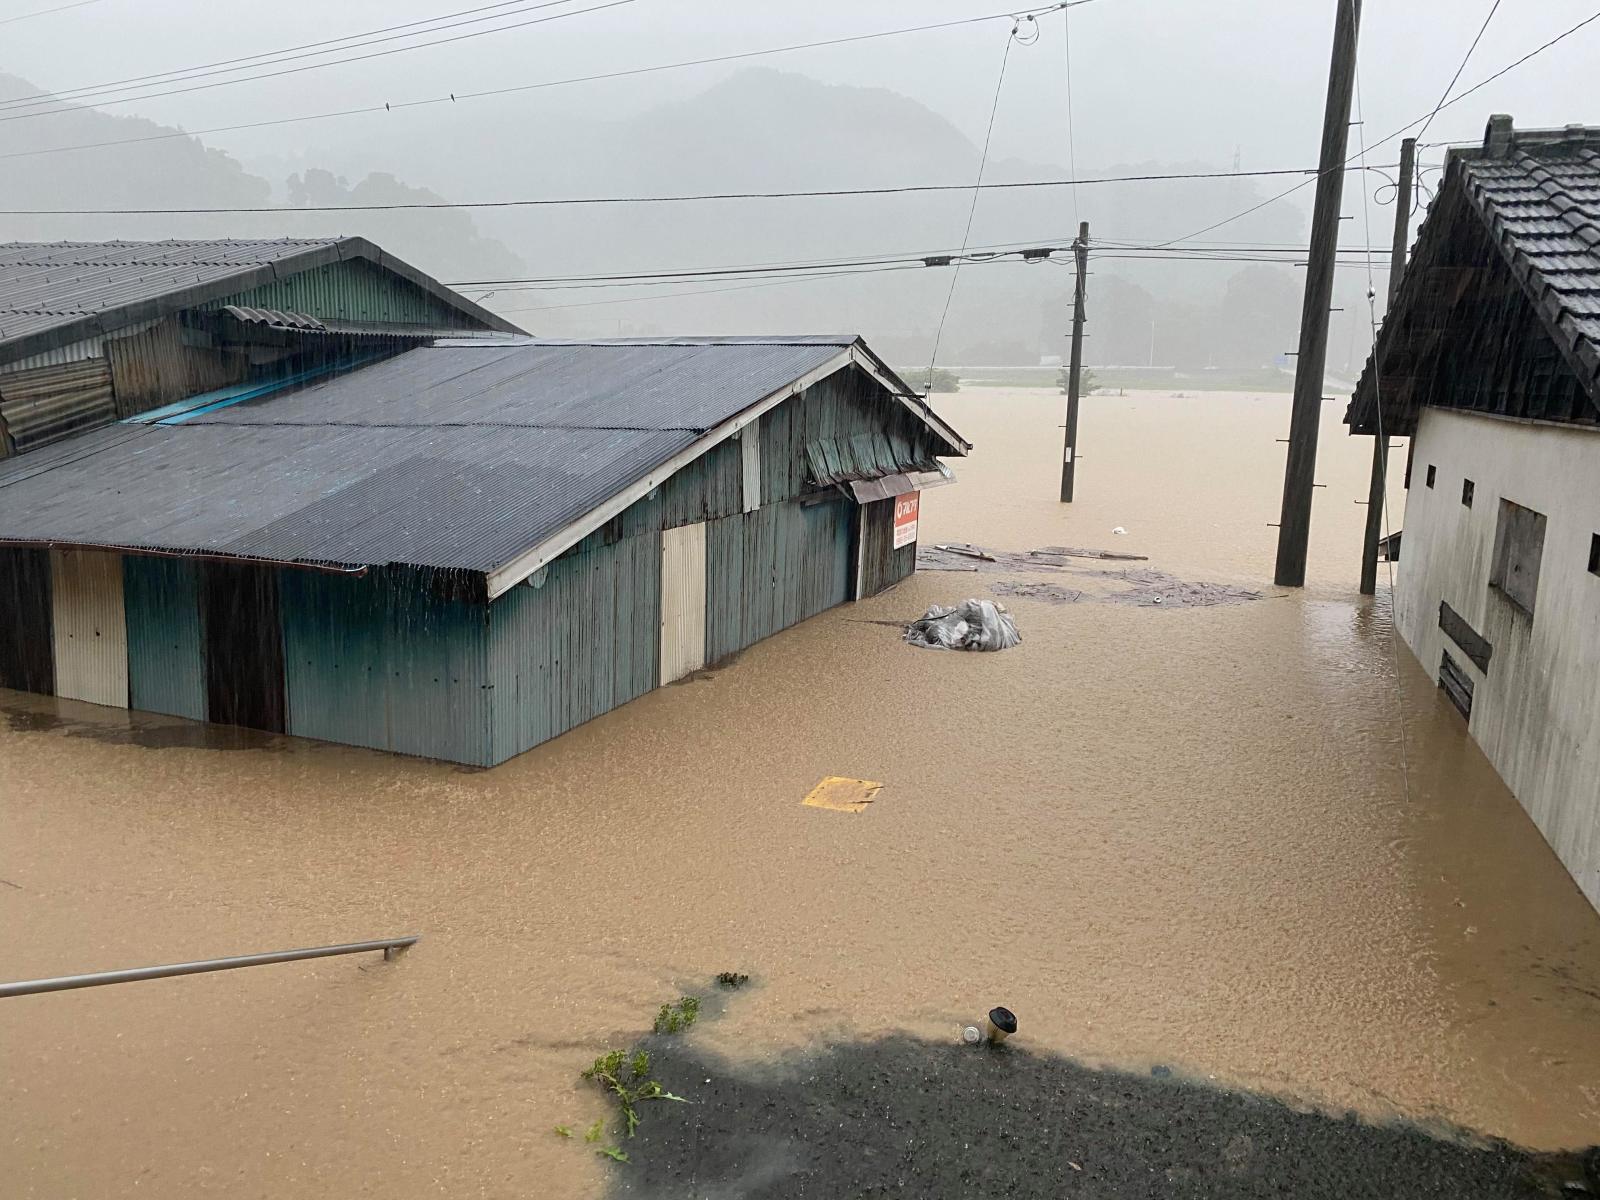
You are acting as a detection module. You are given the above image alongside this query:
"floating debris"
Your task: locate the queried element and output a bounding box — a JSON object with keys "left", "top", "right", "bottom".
{"left": 904, "top": 600, "right": 1021, "bottom": 651}
{"left": 931, "top": 542, "right": 997, "bottom": 562}
{"left": 990, "top": 581, "right": 1082, "bottom": 605}
{"left": 802, "top": 777, "right": 883, "bottom": 813}
{"left": 1030, "top": 545, "right": 1149, "bottom": 563}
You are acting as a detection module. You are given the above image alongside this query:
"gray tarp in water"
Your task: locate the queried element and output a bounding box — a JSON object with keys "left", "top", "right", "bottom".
{"left": 904, "top": 599, "right": 1021, "bottom": 651}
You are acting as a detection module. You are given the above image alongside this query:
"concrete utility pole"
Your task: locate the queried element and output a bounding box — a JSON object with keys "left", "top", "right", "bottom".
{"left": 1060, "top": 220, "right": 1089, "bottom": 502}
{"left": 1359, "top": 136, "right": 1415, "bottom": 595}
{"left": 1273, "top": 0, "right": 1362, "bottom": 587}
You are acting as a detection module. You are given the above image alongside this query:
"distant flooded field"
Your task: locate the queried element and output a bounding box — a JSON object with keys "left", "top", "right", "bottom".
{"left": 3, "top": 388, "right": 1598, "bottom": 1198}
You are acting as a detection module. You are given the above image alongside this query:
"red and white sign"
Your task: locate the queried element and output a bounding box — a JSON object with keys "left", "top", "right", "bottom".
{"left": 892, "top": 492, "right": 920, "bottom": 550}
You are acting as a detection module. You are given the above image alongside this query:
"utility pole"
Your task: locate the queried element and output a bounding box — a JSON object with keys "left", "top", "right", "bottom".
{"left": 1273, "top": 0, "right": 1362, "bottom": 587}
{"left": 1060, "top": 220, "right": 1089, "bottom": 502}
{"left": 1359, "top": 136, "right": 1415, "bottom": 595}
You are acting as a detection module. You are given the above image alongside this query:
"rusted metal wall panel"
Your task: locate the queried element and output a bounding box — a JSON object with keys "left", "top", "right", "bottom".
{"left": 705, "top": 496, "right": 852, "bottom": 663}
{"left": 0, "top": 321, "right": 161, "bottom": 377}
{"left": 123, "top": 555, "right": 204, "bottom": 721}
{"left": 660, "top": 522, "right": 707, "bottom": 683}
{"left": 280, "top": 566, "right": 492, "bottom": 765}
{"left": 488, "top": 531, "right": 660, "bottom": 764}
{"left": 204, "top": 259, "right": 481, "bottom": 330}
{"left": 105, "top": 317, "right": 248, "bottom": 419}
{"left": 49, "top": 547, "right": 128, "bottom": 708}
{"left": 0, "top": 546, "right": 53, "bottom": 693}
{"left": 857, "top": 496, "right": 917, "bottom": 598}
{"left": 0, "top": 357, "right": 116, "bottom": 456}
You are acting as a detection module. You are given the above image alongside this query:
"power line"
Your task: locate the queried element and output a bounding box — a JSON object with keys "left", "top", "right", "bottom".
{"left": 0, "top": 0, "right": 104, "bottom": 26}
{"left": 0, "top": 0, "right": 552, "bottom": 112}
{"left": 0, "top": 2, "right": 1076, "bottom": 159}
{"left": 471, "top": 243, "right": 1394, "bottom": 290}
{"left": 1415, "top": 0, "right": 1500, "bottom": 144}
{"left": 0, "top": 166, "right": 1386, "bottom": 215}
{"left": 929, "top": 18, "right": 1016, "bottom": 380}
{"left": 1061, "top": 3, "right": 1080, "bottom": 228}
{"left": 0, "top": 0, "right": 643, "bottom": 125}
{"left": 1154, "top": 6, "right": 1599, "bottom": 248}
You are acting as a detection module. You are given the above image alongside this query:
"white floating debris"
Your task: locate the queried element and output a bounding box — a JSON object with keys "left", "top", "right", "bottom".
{"left": 1112, "top": 526, "right": 1128, "bottom": 536}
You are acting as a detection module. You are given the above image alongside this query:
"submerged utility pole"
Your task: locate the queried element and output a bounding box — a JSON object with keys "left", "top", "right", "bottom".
{"left": 1359, "top": 136, "right": 1415, "bottom": 595}
{"left": 1060, "top": 220, "right": 1089, "bottom": 502}
{"left": 1274, "top": 0, "right": 1362, "bottom": 586}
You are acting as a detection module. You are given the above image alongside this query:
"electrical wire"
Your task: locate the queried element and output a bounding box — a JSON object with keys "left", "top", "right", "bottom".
{"left": 0, "top": 2, "right": 1075, "bottom": 160}
{"left": 1415, "top": 0, "right": 1500, "bottom": 144}
{"left": 0, "top": 0, "right": 556, "bottom": 112}
{"left": 1061, "top": 2, "right": 1080, "bottom": 228}
{"left": 924, "top": 18, "right": 1021, "bottom": 388}
{"left": 0, "top": 0, "right": 104, "bottom": 26}
{"left": 1154, "top": 5, "right": 1600, "bottom": 248}
{"left": 1351, "top": 42, "right": 1413, "bottom": 809}
{"left": 3, "top": 167, "right": 1385, "bottom": 216}
{"left": 0, "top": 0, "right": 642, "bottom": 126}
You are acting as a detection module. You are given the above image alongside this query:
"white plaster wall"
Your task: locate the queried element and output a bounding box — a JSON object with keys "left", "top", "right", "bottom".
{"left": 1397, "top": 408, "right": 1600, "bottom": 910}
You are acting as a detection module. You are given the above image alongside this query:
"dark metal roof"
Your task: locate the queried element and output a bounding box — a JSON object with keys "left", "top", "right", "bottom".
{"left": 0, "top": 237, "right": 519, "bottom": 360}
{"left": 1348, "top": 117, "right": 1600, "bottom": 434}
{"left": 0, "top": 337, "right": 960, "bottom": 578}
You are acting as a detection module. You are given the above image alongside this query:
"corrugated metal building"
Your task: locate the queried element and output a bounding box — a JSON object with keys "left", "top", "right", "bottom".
{"left": 0, "top": 335, "right": 967, "bottom": 766}
{"left": 0, "top": 238, "right": 517, "bottom": 457}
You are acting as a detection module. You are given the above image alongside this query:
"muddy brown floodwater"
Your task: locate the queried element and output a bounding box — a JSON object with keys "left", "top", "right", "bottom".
{"left": 3, "top": 389, "right": 1599, "bottom": 1198}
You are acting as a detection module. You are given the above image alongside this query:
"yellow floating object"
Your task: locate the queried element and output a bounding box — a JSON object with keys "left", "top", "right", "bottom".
{"left": 802, "top": 776, "right": 883, "bottom": 813}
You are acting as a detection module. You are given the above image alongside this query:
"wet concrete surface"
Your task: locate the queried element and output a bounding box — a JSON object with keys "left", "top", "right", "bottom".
{"left": 2, "top": 390, "right": 1599, "bottom": 1197}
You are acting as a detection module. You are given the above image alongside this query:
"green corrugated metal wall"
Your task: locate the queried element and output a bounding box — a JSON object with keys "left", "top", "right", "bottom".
{"left": 705, "top": 497, "right": 853, "bottom": 665}
{"left": 569, "top": 440, "right": 743, "bottom": 556}
{"left": 124, "top": 556, "right": 205, "bottom": 720}
{"left": 202, "top": 258, "right": 480, "bottom": 329}
{"left": 758, "top": 365, "right": 942, "bottom": 505}
{"left": 488, "top": 529, "right": 661, "bottom": 763}
{"left": 279, "top": 566, "right": 492, "bottom": 764}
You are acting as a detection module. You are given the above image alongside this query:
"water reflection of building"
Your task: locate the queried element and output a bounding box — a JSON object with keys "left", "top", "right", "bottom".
{"left": 0, "top": 240, "right": 966, "bottom": 765}
{"left": 1347, "top": 117, "right": 1600, "bottom": 913}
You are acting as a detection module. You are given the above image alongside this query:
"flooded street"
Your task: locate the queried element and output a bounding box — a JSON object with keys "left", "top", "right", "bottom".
{"left": 3, "top": 388, "right": 1599, "bottom": 1198}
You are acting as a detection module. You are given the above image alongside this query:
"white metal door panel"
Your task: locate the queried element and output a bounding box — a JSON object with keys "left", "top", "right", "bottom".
{"left": 50, "top": 548, "right": 129, "bottom": 708}
{"left": 660, "top": 523, "right": 707, "bottom": 683}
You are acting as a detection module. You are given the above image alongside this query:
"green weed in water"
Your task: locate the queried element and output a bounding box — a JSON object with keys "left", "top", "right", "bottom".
{"left": 652, "top": 995, "right": 701, "bottom": 1034}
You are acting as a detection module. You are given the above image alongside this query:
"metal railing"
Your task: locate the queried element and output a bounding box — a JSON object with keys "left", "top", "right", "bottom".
{"left": 0, "top": 935, "right": 418, "bottom": 999}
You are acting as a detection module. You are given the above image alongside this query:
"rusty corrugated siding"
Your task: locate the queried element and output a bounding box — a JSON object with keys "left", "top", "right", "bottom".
{"left": 857, "top": 497, "right": 917, "bottom": 598}
{"left": 488, "top": 531, "right": 660, "bottom": 764}
{"left": 105, "top": 317, "right": 248, "bottom": 419}
{"left": 49, "top": 547, "right": 128, "bottom": 708}
{"left": 0, "top": 357, "right": 115, "bottom": 456}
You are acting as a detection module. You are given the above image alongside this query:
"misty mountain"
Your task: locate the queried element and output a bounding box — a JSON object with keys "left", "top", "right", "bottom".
{"left": 0, "top": 72, "right": 527, "bottom": 289}
{"left": 0, "top": 66, "right": 1375, "bottom": 368}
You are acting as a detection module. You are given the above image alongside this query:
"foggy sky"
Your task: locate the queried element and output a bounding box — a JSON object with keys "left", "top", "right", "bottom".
{"left": 2, "top": 0, "right": 1596, "bottom": 358}
{"left": 6, "top": 0, "right": 1594, "bottom": 170}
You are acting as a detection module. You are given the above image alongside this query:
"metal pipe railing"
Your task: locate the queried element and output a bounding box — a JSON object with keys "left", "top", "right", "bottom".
{"left": 0, "top": 935, "right": 418, "bottom": 999}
